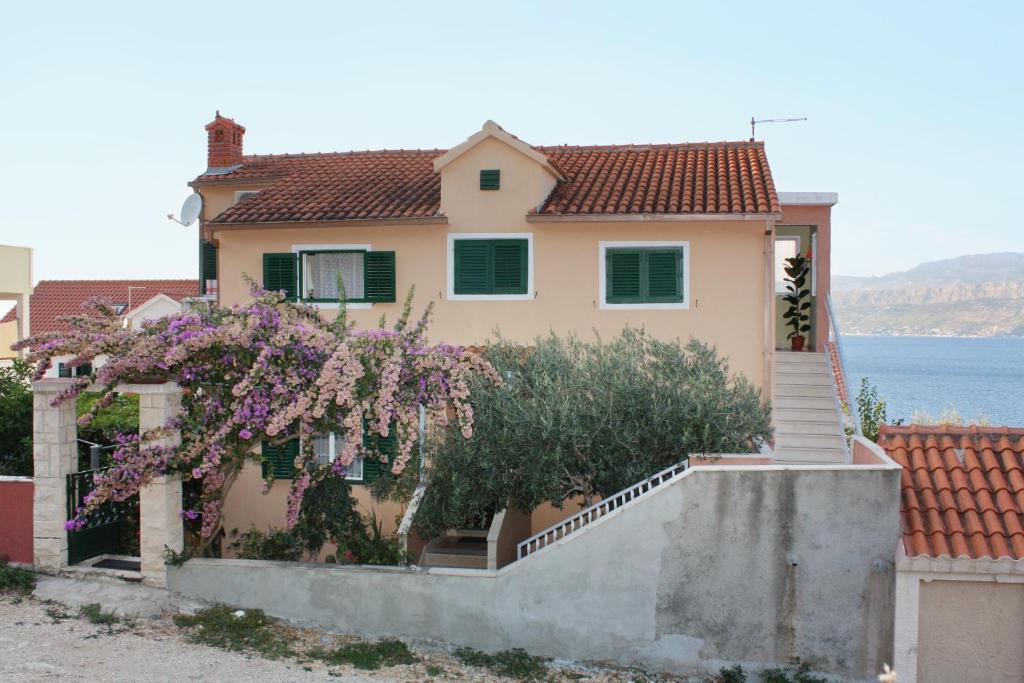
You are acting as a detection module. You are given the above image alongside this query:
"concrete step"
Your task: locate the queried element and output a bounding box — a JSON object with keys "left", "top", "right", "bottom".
{"left": 422, "top": 551, "right": 487, "bottom": 569}
{"left": 775, "top": 420, "right": 845, "bottom": 436}
{"left": 774, "top": 396, "right": 839, "bottom": 410}
{"left": 774, "top": 407, "right": 842, "bottom": 423}
{"left": 772, "top": 446, "right": 848, "bottom": 464}
{"left": 776, "top": 433, "right": 848, "bottom": 449}
{"left": 774, "top": 383, "right": 835, "bottom": 399}
{"left": 774, "top": 356, "right": 831, "bottom": 366}
{"left": 774, "top": 372, "right": 833, "bottom": 386}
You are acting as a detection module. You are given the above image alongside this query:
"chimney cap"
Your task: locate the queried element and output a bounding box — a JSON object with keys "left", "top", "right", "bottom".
{"left": 205, "top": 111, "right": 245, "bottom": 133}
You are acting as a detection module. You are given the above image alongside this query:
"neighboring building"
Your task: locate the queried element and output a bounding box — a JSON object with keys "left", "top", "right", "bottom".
{"left": 2, "top": 279, "right": 199, "bottom": 376}
{"left": 0, "top": 244, "right": 33, "bottom": 362}
{"left": 187, "top": 113, "right": 849, "bottom": 538}
{"left": 882, "top": 425, "right": 1024, "bottom": 683}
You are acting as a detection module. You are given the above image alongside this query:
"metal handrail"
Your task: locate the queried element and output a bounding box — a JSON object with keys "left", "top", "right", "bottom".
{"left": 825, "top": 293, "right": 862, "bottom": 438}
{"left": 516, "top": 459, "right": 690, "bottom": 560}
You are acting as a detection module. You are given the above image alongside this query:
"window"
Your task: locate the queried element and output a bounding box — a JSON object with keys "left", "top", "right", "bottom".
{"left": 480, "top": 169, "right": 500, "bottom": 190}
{"left": 775, "top": 236, "right": 800, "bottom": 294}
{"left": 600, "top": 242, "right": 689, "bottom": 308}
{"left": 234, "top": 190, "right": 259, "bottom": 204}
{"left": 261, "top": 248, "right": 396, "bottom": 304}
{"left": 311, "top": 432, "right": 364, "bottom": 481}
{"left": 448, "top": 234, "right": 532, "bottom": 300}
{"left": 200, "top": 239, "right": 217, "bottom": 296}
{"left": 261, "top": 425, "right": 393, "bottom": 483}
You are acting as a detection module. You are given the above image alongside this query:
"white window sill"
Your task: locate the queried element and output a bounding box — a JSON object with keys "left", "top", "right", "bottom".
{"left": 599, "top": 301, "right": 690, "bottom": 311}
{"left": 447, "top": 293, "right": 534, "bottom": 302}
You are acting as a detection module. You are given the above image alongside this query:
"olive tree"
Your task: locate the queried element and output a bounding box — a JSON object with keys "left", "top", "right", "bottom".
{"left": 414, "top": 329, "right": 772, "bottom": 535}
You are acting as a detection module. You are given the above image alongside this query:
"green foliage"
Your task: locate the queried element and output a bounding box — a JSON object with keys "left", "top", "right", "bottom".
{"left": 173, "top": 605, "right": 295, "bottom": 659}
{"left": 76, "top": 391, "right": 139, "bottom": 467}
{"left": 416, "top": 330, "right": 771, "bottom": 535}
{"left": 0, "top": 556, "right": 36, "bottom": 594}
{"left": 713, "top": 664, "right": 747, "bottom": 683}
{"left": 308, "top": 639, "right": 418, "bottom": 670}
{"left": 782, "top": 254, "right": 812, "bottom": 340}
{"left": 761, "top": 660, "right": 827, "bottom": 683}
{"left": 228, "top": 527, "right": 305, "bottom": 561}
{"left": 0, "top": 360, "right": 33, "bottom": 476}
{"left": 345, "top": 511, "right": 408, "bottom": 566}
{"left": 855, "top": 377, "right": 901, "bottom": 442}
{"left": 453, "top": 647, "right": 549, "bottom": 681}
{"left": 79, "top": 602, "right": 119, "bottom": 625}
{"left": 291, "top": 474, "right": 365, "bottom": 557}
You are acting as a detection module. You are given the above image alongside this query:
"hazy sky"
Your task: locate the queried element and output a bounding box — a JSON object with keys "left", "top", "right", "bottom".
{"left": 1, "top": 1, "right": 1020, "bottom": 286}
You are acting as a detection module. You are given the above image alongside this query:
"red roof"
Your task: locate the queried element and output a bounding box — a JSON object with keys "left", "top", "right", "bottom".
{"left": 1, "top": 280, "right": 199, "bottom": 335}
{"left": 880, "top": 425, "right": 1024, "bottom": 560}
{"left": 196, "top": 140, "right": 779, "bottom": 225}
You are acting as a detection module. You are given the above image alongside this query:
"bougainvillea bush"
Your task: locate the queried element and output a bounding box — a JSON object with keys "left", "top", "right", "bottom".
{"left": 15, "top": 288, "right": 498, "bottom": 551}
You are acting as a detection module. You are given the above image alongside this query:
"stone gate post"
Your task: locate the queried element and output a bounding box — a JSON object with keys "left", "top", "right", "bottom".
{"left": 32, "top": 378, "right": 78, "bottom": 572}
{"left": 126, "top": 382, "right": 184, "bottom": 588}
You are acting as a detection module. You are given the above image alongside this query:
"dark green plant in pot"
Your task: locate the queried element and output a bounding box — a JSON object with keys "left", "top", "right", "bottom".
{"left": 782, "top": 253, "right": 812, "bottom": 350}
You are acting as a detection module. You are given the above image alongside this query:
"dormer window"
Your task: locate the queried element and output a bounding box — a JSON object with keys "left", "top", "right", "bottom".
{"left": 234, "top": 190, "right": 259, "bottom": 204}
{"left": 480, "top": 169, "right": 500, "bottom": 190}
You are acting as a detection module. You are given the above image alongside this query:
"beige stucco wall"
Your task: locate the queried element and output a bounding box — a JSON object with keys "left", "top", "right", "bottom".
{"left": 917, "top": 579, "right": 1024, "bottom": 683}
{"left": 202, "top": 134, "right": 773, "bottom": 544}
{"left": 0, "top": 319, "right": 17, "bottom": 359}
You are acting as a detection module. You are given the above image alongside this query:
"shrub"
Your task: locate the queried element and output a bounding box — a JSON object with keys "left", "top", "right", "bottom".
{"left": 227, "top": 527, "right": 305, "bottom": 561}
{"left": 79, "top": 602, "right": 120, "bottom": 625}
{"left": 416, "top": 330, "right": 771, "bottom": 535}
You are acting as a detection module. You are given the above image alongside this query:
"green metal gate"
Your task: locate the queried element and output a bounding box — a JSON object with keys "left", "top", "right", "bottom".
{"left": 66, "top": 467, "right": 126, "bottom": 565}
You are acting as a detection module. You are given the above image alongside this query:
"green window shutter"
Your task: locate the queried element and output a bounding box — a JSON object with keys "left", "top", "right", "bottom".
{"left": 75, "top": 362, "right": 93, "bottom": 377}
{"left": 492, "top": 241, "right": 528, "bottom": 294}
{"left": 364, "top": 251, "right": 396, "bottom": 303}
{"left": 606, "top": 250, "right": 642, "bottom": 303}
{"left": 57, "top": 362, "right": 72, "bottom": 378}
{"left": 200, "top": 239, "right": 218, "bottom": 295}
{"left": 646, "top": 250, "right": 683, "bottom": 302}
{"left": 480, "top": 169, "right": 500, "bottom": 190}
{"left": 262, "top": 253, "right": 297, "bottom": 301}
{"left": 454, "top": 240, "right": 490, "bottom": 294}
{"left": 360, "top": 424, "right": 397, "bottom": 484}
{"left": 261, "top": 440, "right": 298, "bottom": 480}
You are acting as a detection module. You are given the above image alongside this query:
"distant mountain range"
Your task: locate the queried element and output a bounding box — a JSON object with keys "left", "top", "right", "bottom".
{"left": 832, "top": 253, "right": 1024, "bottom": 337}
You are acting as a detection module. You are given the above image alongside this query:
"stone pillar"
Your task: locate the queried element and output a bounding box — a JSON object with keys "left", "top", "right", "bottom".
{"left": 32, "top": 378, "right": 78, "bottom": 572}
{"left": 123, "top": 382, "right": 184, "bottom": 588}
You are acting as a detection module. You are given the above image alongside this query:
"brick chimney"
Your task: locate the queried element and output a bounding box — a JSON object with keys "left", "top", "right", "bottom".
{"left": 205, "top": 111, "right": 245, "bottom": 169}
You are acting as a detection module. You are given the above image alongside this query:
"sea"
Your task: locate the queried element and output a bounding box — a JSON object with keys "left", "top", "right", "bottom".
{"left": 842, "top": 335, "right": 1024, "bottom": 427}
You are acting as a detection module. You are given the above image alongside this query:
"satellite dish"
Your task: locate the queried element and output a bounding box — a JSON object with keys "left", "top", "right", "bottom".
{"left": 179, "top": 193, "right": 203, "bottom": 226}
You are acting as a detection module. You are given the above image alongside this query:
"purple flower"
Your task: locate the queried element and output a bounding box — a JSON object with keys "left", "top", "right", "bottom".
{"left": 239, "top": 428, "right": 253, "bottom": 440}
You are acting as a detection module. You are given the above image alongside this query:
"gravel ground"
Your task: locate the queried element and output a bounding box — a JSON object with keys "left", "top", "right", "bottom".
{"left": 0, "top": 591, "right": 674, "bottom": 682}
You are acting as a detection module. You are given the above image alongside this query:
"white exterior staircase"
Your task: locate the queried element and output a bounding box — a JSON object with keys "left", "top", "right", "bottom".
{"left": 772, "top": 351, "right": 848, "bottom": 463}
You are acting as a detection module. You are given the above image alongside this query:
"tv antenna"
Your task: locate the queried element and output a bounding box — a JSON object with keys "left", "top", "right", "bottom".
{"left": 750, "top": 116, "right": 807, "bottom": 140}
{"left": 167, "top": 193, "right": 203, "bottom": 226}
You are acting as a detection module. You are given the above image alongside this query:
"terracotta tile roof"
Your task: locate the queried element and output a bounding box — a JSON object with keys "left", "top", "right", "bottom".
{"left": 197, "top": 141, "right": 779, "bottom": 224}
{"left": 1, "top": 280, "right": 199, "bottom": 335}
{"left": 879, "top": 425, "right": 1024, "bottom": 560}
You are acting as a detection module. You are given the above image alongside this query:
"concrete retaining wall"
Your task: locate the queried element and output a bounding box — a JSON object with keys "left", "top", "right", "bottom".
{"left": 170, "top": 462, "right": 901, "bottom": 680}
{"left": 0, "top": 476, "right": 33, "bottom": 564}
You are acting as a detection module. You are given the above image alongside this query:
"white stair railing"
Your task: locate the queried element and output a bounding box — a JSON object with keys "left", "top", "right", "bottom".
{"left": 825, "top": 293, "right": 862, "bottom": 441}
{"left": 516, "top": 459, "right": 689, "bottom": 560}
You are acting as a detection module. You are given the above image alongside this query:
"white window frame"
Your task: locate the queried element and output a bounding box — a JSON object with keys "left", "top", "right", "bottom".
{"left": 811, "top": 232, "right": 818, "bottom": 296}
{"left": 598, "top": 240, "right": 690, "bottom": 310}
{"left": 307, "top": 432, "right": 364, "bottom": 482}
{"left": 775, "top": 236, "right": 801, "bottom": 294}
{"left": 234, "top": 190, "right": 260, "bottom": 204}
{"left": 291, "top": 243, "right": 373, "bottom": 310}
{"left": 446, "top": 232, "right": 534, "bottom": 301}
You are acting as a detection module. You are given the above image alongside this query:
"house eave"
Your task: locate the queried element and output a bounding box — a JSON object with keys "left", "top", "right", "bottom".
{"left": 526, "top": 212, "right": 782, "bottom": 223}
{"left": 206, "top": 216, "right": 449, "bottom": 231}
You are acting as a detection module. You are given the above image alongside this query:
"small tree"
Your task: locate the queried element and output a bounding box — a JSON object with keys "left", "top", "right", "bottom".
{"left": 414, "top": 330, "right": 772, "bottom": 535}
{"left": 855, "top": 377, "right": 897, "bottom": 441}
{"left": 0, "top": 359, "right": 33, "bottom": 476}
{"left": 782, "top": 253, "right": 812, "bottom": 348}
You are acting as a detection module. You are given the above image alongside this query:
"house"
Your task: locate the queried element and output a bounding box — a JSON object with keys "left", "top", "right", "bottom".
{"left": 2, "top": 279, "right": 199, "bottom": 376}
{"left": 882, "top": 425, "right": 1024, "bottom": 683}
{"left": 188, "top": 113, "right": 849, "bottom": 538}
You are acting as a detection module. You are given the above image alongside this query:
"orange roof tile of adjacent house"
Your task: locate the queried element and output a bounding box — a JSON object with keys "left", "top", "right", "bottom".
{"left": 195, "top": 141, "right": 779, "bottom": 224}
{"left": 1, "top": 280, "right": 199, "bottom": 335}
{"left": 879, "top": 425, "right": 1024, "bottom": 561}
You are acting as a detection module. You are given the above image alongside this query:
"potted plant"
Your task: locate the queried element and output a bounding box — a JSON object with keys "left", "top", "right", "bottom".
{"left": 782, "top": 252, "right": 812, "bottom": 350}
